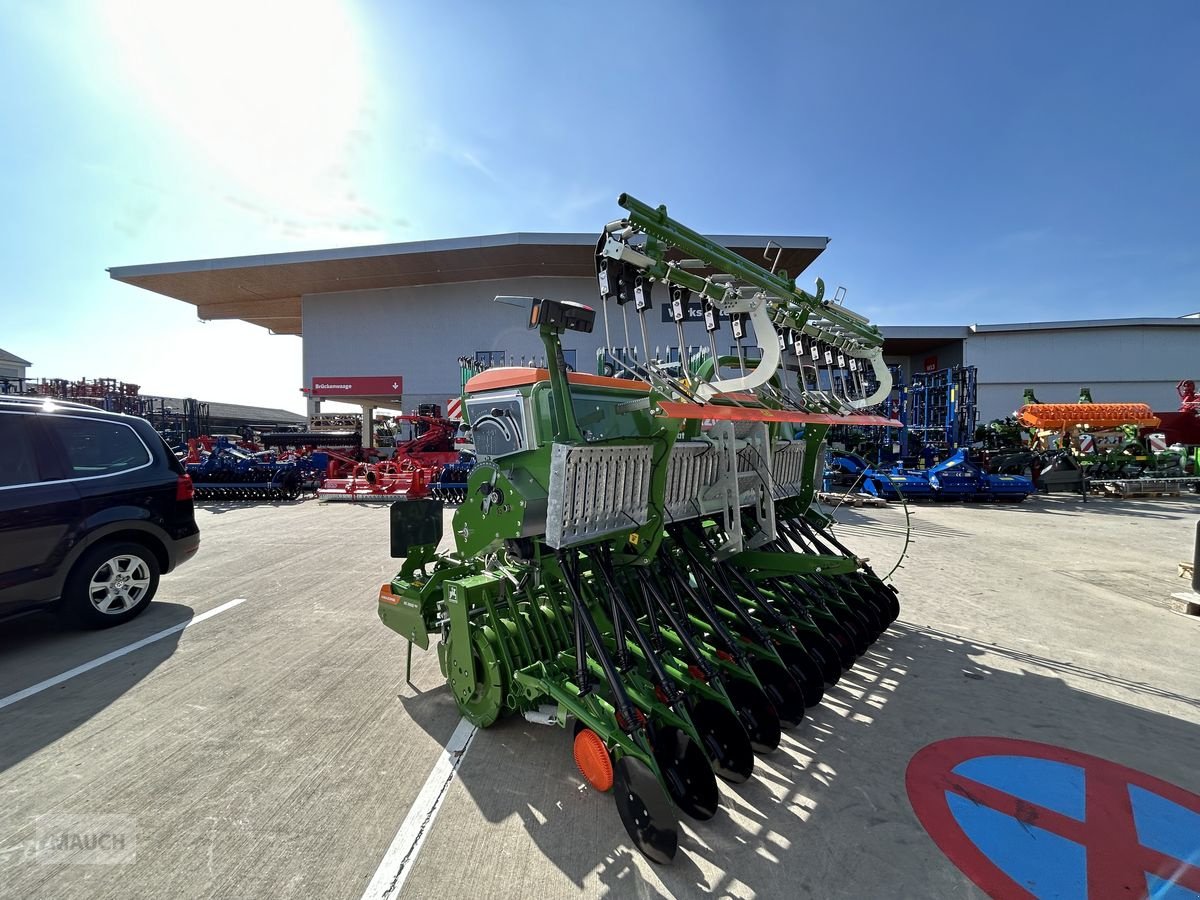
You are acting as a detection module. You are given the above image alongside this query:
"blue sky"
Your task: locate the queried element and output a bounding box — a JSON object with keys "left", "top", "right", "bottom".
{"left": 1, "top": 1, "right": 1197, "bottom": 413}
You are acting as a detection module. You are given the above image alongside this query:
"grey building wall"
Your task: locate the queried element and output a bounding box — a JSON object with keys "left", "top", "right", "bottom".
{"left": 885, "top": 340, "right": 966, "bottom": 387}
{"left": 300, "top": 280, "right": 1197, "bottom": 427}
{"left": 302, "top": 276, "right": 773, "bottom": 412}
{"left": 965, "top": 326, "right": 1198, "bottom": 422}
{"left": 0, "top": 364, "right": 21, "bottom": 380}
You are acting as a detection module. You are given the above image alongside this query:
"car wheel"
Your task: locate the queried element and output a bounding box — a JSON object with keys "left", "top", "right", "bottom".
{"left": 62, "top": 541, "right": 160, "bottom": 628}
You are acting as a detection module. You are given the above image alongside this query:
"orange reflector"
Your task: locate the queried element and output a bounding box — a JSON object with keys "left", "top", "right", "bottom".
{"left": 1017, "top": 403, "right": 1161, "bottom": 430}
{"left": 657, "top": 400, "right": 901, "bottom": 427}
{"left": 378, "top": 584, "right": 399, "bottom": 605}
{"left": 573, "top": 728, "right": 614, "bottom": 792}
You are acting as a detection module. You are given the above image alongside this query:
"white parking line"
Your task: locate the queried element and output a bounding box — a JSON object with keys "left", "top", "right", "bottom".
{"left": 0, "top": 597, "right": 247, "bottom": 711}
{"left": 361, "top": 717, "right": 478, "bottom": 900}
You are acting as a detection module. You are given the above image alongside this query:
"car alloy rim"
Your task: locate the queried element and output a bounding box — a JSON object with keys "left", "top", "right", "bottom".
{"left": 88, "top": 555, "right": 152, "bottom": 614}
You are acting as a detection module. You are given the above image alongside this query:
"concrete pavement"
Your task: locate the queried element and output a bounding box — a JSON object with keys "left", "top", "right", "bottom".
{"left": 1, "top": 494, "right": 1198, "bottom": 898}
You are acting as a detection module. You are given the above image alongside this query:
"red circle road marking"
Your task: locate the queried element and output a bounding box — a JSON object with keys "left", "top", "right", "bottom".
{"left": 906, "top": 736, "right": 1200, "bottom": 898}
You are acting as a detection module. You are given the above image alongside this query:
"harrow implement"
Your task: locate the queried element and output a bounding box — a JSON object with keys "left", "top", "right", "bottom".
{"left": 318, "top": 415, "right": 463, "bottom": 503}
{"left": 377, "top": 195, "right": 902, "bottom": 863}
{"left": 184, "top": 439, "right": 305, "bottom": 501}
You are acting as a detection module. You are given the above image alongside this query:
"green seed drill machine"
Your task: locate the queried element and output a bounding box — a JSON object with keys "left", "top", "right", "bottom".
{"left": 378, "top": 194, "right": 902, "bottom": 864}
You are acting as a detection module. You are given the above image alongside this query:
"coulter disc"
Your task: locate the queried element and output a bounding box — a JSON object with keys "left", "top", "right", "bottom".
{"left": 750, "top": 659, "right": 807, "bottom": 729}
{"left": 652, "top": 725, "right": 720, "bottom": 821}
{"left": 689, "top": 697, "right": 754, "bottom": 783}
{"left": 613, "top": 756, "right": 679, "bottom": 865}
{"left": 804, "top": 633, "right": 844, "bottom": 685}
{"left": 776, "top": 643, "right": 825, "bottom": 708}
{"left": 723, "top": 677, "right": 782, "bottom": 753}
{"left": 819, "top": 617, "right": 860, "bottom": 671}
{"left": 872, "top": 583, "right": 900, "bottom": 624}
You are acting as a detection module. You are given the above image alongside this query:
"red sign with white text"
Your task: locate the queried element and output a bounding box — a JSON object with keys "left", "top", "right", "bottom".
{"left": 306, "top": 376, "right": 403, "bottom": 396}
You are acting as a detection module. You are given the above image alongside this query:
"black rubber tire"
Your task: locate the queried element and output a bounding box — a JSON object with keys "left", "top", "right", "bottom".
{"left": 61, "top": 541, "right": 160, "bottom": 629}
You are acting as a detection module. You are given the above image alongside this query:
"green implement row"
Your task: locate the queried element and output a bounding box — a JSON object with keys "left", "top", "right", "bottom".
{"left": 377, "top": 195, "right": 901, "bottom": 864}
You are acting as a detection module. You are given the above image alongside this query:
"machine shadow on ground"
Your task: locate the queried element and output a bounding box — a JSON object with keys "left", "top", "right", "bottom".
{"left": 0, "top": 601, "right": 192, "bottom": 773}
{"left": 398, "top": 618, "right": 1200, "bottom": 898}
{"left": 826, "top": 492, "right": 1200, "bottom": 526}
{"left": 1026, "top": 493, "right": 1200, "bottom": 521}
{"left": 194, "top": 499, "right": 312, "bottom": 516}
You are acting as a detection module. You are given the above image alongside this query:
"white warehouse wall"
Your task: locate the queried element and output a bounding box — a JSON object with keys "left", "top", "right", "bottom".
{"left": 965, "top": 326, "right": 1198, "bottom": 422}
{"left": 301, "top": 280, "right": 1198, "bottom": 425}
{"left": 301, "top": 276, "right": 778, "bottom": 412}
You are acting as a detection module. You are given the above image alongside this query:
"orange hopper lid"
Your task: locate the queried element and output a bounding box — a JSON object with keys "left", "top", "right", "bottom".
{"left": 1016, "top": 403, "right": 1160, "bottom": 430}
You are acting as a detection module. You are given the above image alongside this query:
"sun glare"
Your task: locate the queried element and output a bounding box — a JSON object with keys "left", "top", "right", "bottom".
{"left": 99, "top": 1, "right": 370, "bottom": 229}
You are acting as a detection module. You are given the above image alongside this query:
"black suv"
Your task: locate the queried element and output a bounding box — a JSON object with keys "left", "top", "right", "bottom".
{"left": 0, "top": 396, "right": 199, "bottom": 627}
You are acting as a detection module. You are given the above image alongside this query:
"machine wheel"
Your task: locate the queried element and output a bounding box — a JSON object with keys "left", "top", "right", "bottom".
{"left": 447, "top": 632, "right": 504, "bottom": 727}
{"left": 573, "top": 728, "right": 614, "bottom": 792}
{"left": 61, "top": 541, "right": 159, "bottom": 628}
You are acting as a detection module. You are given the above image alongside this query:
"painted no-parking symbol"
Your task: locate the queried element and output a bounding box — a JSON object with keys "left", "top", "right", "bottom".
{"left": 906, "top": 737, "right": 1200, "bottom": 899}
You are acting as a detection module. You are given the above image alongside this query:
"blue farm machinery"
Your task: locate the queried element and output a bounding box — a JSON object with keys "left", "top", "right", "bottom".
{"left": 826, "top": 447, "right": 1032, "bottom": 503}
{"left": 377, "top": 194, "right": 903, "bottom": 863}
{"left": 182, "top": 436, "right": 312, "bottom": 501}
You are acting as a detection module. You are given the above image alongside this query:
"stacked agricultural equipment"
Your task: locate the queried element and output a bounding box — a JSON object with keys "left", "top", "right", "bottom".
{"left": 1015, "top": 398, "right": 1200, "bottom": 495}
{"left": 377, "top": 195, "right": 906, "bottom": 864}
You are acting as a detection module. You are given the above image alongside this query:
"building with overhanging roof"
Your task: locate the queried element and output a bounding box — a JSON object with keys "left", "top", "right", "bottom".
{"left": 0, "top": 347, "right": 31, "bottom": 383}
{"left": 110, "top": 233, "right": 1200, "bottom": 429}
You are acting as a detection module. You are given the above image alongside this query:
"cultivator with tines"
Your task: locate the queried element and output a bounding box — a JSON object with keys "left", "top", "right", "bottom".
{"left": 427, "top": 459, "right": 475, "bottom": 503}
{"left": 377, "top": 195, "right": 902, "bottom": 863}
{"left": 185, "top": 439, "right": 305, "bottom": 501}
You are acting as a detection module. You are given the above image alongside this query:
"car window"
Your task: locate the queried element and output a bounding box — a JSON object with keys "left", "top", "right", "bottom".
{"left": 42, "top": 416, "right": 151, "bottom": 477}
{"left": 0, "top": 412, "right": 39, "bottom": 487}
{"left": 156, "top": 433, "right": 185, "bottom": 473}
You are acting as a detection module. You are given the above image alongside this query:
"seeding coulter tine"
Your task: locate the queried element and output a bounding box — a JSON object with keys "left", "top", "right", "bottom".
{"left": 376, "top": 194, "right": 902, "bottom": 864}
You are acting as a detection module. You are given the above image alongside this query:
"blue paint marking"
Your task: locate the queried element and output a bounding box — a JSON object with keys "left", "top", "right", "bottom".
{"left": 1145, "top": 873, "right": 1200, "bottom": 900}
{"left": 952, "top": 755, "right": 1087, "bottom": 821}
{"left": 946, "top": 790, "right": 1087, "bottom": 900}
{"left": 1130, "top": 785, "right": 1200, "bottom": 864}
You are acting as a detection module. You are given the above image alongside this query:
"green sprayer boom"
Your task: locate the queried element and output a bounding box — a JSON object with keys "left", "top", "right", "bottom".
{"left": 378, "top": 195, "right": 901, "bottom": 863}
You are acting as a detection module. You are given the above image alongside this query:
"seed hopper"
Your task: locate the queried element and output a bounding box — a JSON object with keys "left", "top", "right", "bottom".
{"left": 377, "top": 195, "right": 902, "bottom": 863}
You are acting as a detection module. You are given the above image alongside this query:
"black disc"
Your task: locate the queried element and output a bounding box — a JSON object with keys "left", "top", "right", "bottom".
{"left": 849, "top": 588, "right": 887, "bottom": 637}
{"left": 818, "top": 616, "right": 859, "bottom": 670}
{"left": 866, "top": 585, "right": 894, "bottom": 632}
{"left": 804, "top": 633, "right": 844, "bottom": 685}
{"left": 613, "top": 756, "right": 679, "bottom": 865}
{"left": 876, "top": 585, "right": 900, "bottom": 624}
{"left": 688, "top": 698, "right": 755, "bottom": 783}
{"left": 776, "top": 643, "right": 825, "bottom": 708}
{"left": 750, "top": 659, "right": 806, "bottom": 729}
{"left": 834, "top": 605, "right": 872, "bottom": 656}
{"left": 722, "top": 676, "right": 781, "bottom": 753}
{"left": 652, "top": 725, "right": 720, "bottom": 821}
